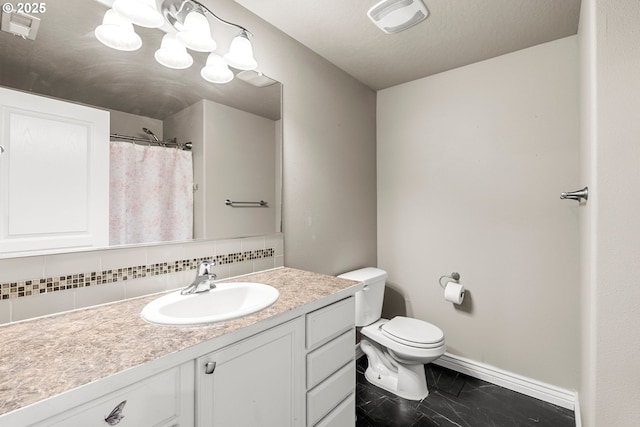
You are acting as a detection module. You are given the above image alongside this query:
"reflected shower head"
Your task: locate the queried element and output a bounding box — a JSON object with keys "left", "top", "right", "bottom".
{"left": 142, "top": 127, "right": 160, "bottom": 142}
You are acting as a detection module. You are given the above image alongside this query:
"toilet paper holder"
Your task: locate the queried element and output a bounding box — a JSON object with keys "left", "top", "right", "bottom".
{"left": 439, "top": 272, "right": 460, "bottom": 289}
{"left": 439, "top": 272, "right": 465, "bottom": 305}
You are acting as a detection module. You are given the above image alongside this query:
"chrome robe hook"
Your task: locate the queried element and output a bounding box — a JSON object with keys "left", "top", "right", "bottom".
{"left": 560, "top": 187, "right": 588, "bottom": 202}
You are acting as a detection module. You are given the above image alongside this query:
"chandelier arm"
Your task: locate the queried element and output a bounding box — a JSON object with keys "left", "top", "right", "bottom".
{"left": 189, "top": 0, "right": 254, "bottom": 37}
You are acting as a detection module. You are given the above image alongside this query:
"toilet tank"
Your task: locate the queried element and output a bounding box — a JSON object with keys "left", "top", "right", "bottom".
{"left": 338, "top": 267, "right": 387, "bottom": 327}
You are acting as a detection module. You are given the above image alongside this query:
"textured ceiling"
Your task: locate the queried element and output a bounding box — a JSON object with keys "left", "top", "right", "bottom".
{"left": 235, "top": 0, "right": 582, "bottom": 90}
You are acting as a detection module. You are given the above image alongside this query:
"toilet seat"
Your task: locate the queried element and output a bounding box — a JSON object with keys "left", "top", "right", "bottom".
{"left": 380, "top": 317, "right": 444, "bottom": 349}
{"left": 361, "top": 318, "right": 446, "bottom": 367}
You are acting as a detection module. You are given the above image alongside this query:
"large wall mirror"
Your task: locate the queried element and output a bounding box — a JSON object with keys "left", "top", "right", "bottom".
{"left": 0, "top": 0, "right": 282, "bottom": 258}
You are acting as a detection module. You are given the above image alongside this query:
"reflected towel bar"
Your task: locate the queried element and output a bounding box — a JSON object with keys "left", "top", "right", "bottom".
{"left": 225, "top": 199, "right": 268, "bottom": 207}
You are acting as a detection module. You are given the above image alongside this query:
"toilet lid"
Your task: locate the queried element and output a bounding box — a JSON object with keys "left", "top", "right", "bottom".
{"left": 381, "top": 317, "right": 444, "bottom": 349}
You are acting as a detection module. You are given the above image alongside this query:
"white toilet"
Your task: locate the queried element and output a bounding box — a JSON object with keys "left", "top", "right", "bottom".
{"left": 338, "top": 267, "right": 446, "bottom": 401}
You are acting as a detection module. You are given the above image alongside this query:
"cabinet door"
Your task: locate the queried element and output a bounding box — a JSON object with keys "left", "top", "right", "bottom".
{"left": 0, "top": 87, "right": 109, "bottom": 255}
{"left": 196, "top": 318, "right": 305, "bottom": 427}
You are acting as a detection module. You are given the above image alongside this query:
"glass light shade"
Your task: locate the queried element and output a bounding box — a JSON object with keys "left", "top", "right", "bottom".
{"left": 113, "top": 0, "right": 164, "bottom": 28}
{"left": 95, "top": 9, "right": 142, "bottom": 52}
{"left": 201, "top": 53, "right": 233, "bottom": 84}
{"left": 223, "top": 32, "right": 257, "bottom": 70}
{"left": 177, "top": 11, "right": 217, "bottom": 52}
{"left": 154, "top": 34, "right": 194, "bottom": 69}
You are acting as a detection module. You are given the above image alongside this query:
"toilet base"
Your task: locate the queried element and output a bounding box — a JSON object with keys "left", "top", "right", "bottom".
{"left": 364, "top": 363, "right": 429, "bottom": 401}
{"left": 360, "top": 339, "right": 430, "bottom": 401}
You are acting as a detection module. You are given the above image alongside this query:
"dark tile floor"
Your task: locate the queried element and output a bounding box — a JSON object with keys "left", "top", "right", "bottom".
{"left": 355, "top": 357, "right": 575, "bottom": 427}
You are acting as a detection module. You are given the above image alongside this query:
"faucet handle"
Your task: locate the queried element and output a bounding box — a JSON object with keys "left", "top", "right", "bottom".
{"left": 197, "top": 260, "right": 215, "bottom": 276}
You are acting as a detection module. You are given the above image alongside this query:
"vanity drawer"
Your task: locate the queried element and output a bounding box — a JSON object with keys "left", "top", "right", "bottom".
{"left": 307, "top": 328, "right": 355, "bottom": 389}
{"left": 36, "top": 362, "right": 194, "bottom": 427}
{"left": 306, "top": 361, "right": 355, "bottom": 426}
{"left": 306, "top": 297, "right": 355, "bottom": 350}
{"left": 314, "top": 393, "right": 355, "bottom": 427}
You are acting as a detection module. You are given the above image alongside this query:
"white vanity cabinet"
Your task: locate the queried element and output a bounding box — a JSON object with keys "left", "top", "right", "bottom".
{"left": 196, "top": 317, "right": 306, "bottom": 427}
{"left": 0, "top": 87, "right": 109, "bottom": 255}
{"left": 305, "top": 297, "right": 356, "bottom": 427}
{"left": 195, "top": 296, "right": 357, "bottom": 427}
{"left": 31, "top": 362, "right": 195, "bottom": 427}
{"left": 0, "top": 290, "right": 359, "bottom": 427}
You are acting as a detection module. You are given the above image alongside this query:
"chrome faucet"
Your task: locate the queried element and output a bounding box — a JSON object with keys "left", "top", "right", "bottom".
{"left": 181, "top": 260, "right": 217, "bottom": 295}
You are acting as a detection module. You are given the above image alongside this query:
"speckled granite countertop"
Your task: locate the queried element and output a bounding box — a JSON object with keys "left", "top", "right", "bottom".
{"left": 0, "top": 267, "right": 360, "bottom": 417}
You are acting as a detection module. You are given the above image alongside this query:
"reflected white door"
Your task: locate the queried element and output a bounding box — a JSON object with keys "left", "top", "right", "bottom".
{"left": 0, "top": 87, "right": 109, "bottom": 255}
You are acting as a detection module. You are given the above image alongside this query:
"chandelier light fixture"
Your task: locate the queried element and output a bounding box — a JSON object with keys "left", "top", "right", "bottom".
{"left": 223, "top": 30, "right": 257, "bottom": 71}
{"left": 176, "top": 9, "right": 217, "bottom": 52}
{"left": 95, "top": 9, "right": 143, "bottom": 51}
{"left": 201, "top": 53, "right": 233, "bottom": 84}
{"left": 154, "top": 33, "right": 193, "bottom": 69}
{"left": 95, "top": 0, "right": 258, "bottom": 84}
{"left": 112, "top": 0, "right": 165, "bottom": 28}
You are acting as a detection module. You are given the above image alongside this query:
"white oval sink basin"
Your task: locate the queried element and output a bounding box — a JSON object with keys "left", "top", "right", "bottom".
{"left": 141, "top": 282, "right": 279, "bottom": 326}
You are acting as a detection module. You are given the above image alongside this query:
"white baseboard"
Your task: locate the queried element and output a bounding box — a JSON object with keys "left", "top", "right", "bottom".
{"left": 433, "top": 352, "right": 577, "bottom": 411}
{"left": 574, "top": 392, "right": 582, "bottom": 427}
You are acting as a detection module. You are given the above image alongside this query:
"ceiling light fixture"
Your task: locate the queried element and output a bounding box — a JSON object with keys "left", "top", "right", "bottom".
{"left": 201, "top": 53, "right": 234, "bottom": 84}
{"left": 94, "top": 0, "right": 259, "bottom": 84}
{"left": 94, "top": 9, "right": 142, "bottom": 51}
{"left": 177, "top": 10, "right": 217, "bottom": 52}
{"left": 223, "top": 30, "right": 257, "bottom": 71}
{"left": 112, "top": 0, "right": 164, "bottom": 28}
{"left": 154, "top": 33, "right": 194, "bottom": 69}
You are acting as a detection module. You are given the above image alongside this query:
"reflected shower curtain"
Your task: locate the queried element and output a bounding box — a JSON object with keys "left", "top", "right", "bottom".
{"left": 109, "top": 141, "right": 193, "bottom": 246}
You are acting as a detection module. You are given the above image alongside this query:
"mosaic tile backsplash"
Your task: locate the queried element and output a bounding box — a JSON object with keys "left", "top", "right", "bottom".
{"left": 1, "top": 248, "right": 275, "bottom": 300}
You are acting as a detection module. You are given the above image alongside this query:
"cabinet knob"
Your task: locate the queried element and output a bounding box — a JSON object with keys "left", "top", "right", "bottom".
{"left": 205, "top": 361, "right": 217, "bottom": 374}
{"left": 104, "top": 400, "right": 127, "bottom": 425}
{"left": 0, "top": 144, "right": 4, "bottom": 156}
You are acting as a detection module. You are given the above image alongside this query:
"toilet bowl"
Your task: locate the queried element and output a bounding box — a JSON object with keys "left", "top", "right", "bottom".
{"left": 338, "top": 267, "right": 445, "bottom": 401}
{"left": 360, "top": 317, "right": 445, "bottom": 400}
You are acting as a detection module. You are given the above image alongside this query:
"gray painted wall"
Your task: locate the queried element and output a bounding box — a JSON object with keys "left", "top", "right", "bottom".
{"left": 377, "top": 37, "right": 580, "bottom": 390}
{"left": 234, "top": 3, "right": 378, "bottom": 274}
